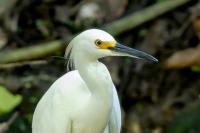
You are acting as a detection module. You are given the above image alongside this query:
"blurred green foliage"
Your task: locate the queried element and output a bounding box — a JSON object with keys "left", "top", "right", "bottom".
{"left": 191, "top": 66, "right": 200, "bottom": 73}
{"left": 164, "top": 101, "right": 200, "bottom": 133}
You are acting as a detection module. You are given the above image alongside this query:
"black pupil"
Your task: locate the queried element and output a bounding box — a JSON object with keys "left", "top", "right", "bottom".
{"left": 97, "top": 41, "right": 101, "bottom": 45}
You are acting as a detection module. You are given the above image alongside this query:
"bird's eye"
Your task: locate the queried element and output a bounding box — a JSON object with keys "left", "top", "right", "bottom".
{"left": 95, "top": 39, "right": 102, "bottom": 46}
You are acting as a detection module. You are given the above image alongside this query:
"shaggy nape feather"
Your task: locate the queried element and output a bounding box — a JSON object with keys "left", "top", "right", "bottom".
{"left": 65, "top": 42, "right": 75, "bottom": 71}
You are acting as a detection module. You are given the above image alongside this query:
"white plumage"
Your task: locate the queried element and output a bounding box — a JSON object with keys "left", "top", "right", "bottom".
{"left": 32, "top": 29, "right": 157, "bottom": 133}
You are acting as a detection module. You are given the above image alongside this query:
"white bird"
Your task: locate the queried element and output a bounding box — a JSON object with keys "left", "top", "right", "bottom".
{"left": 32, "top": 29, "right": 157, "bottom": 133}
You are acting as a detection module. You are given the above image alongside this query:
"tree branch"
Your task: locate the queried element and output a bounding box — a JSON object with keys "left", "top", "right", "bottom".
{"left": 103, "top": 0, "right": 191, "bottom": 35}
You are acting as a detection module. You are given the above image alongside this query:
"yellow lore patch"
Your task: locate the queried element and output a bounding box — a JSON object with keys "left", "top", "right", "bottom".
{"left": 95, "top": 39, "right": 116, "bottom": 49}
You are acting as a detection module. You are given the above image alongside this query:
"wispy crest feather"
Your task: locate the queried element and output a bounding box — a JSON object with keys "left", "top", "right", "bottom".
{"left": 65, "top": 42, "right": 74, "bottom": 71}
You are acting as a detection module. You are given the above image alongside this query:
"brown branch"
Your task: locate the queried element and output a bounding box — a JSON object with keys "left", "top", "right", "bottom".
{"left": 164, "top": 45, "right": 200, "bottom": 69}
{"left": 0, "top": 112, "right": 18, "bottom": 133}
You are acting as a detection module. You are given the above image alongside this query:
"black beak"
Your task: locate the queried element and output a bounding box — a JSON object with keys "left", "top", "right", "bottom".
{"left": 108, "top": 43, "right": 158, "bottom": 62}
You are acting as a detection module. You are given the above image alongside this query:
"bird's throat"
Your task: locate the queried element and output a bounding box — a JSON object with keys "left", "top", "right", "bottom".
{"left": 76, "top": 60, "right": 113, "bottom": 129}
{"left": 74, "top": 56, "right": 113, "bottom": 99}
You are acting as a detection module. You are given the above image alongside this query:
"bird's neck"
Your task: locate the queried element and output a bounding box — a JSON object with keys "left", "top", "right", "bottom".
{"left": 74, "top": 54, "right": 113, "bottom": 99}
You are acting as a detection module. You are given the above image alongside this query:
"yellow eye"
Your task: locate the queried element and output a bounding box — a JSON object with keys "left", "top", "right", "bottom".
{"left": 95, "top": 39, "right": 102, "bottom": 46}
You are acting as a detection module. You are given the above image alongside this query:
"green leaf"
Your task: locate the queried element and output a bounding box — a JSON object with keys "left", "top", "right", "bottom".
{"left": 191, "top": 66, "right": 200, "bottom": 73}
{"left": 0, "top": 86, "right": 22, "bottom": 115}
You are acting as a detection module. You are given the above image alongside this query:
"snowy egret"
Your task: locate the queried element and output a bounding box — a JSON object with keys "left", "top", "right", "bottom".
{"left": 32, "top": 29, "right": 157, "bottom": 133}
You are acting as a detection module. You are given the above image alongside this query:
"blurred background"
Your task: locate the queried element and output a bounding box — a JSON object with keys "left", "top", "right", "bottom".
{"left": 0, "top": 0, "right": 200, "bottom": 132}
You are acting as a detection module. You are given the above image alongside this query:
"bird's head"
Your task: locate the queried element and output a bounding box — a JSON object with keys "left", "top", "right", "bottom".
{"left": 65, "top": 29, "right": 157, "bottom": 68}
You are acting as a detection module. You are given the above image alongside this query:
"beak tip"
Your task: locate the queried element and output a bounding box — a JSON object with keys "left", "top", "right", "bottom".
{"left": 145, "top": 55, "right": 158, "bottom": 62}
{"left": 153, "top": 58, "right": 158, "bottom": 62}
